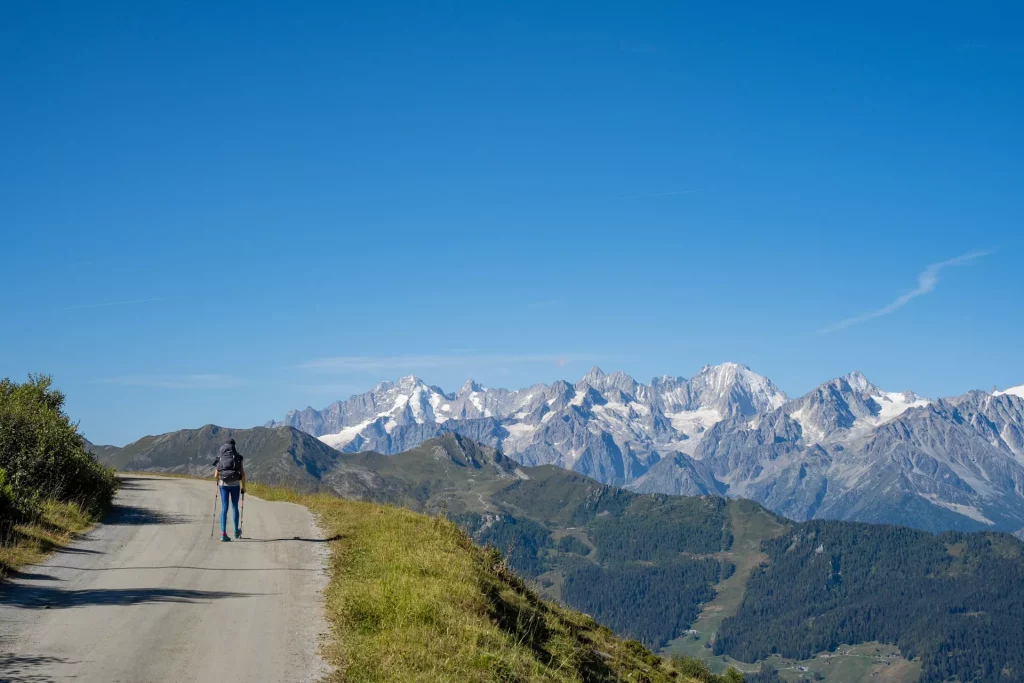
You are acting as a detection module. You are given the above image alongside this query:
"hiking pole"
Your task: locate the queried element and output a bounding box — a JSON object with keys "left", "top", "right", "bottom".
{"left": 212, "top": 481, "right": 218, "bottom": 538}
{"left": 239, "top": 491, "right": 245, "bottom": 537}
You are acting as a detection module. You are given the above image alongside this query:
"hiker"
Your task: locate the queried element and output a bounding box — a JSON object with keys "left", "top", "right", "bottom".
{"left": 212, "top": 438, "right": 246, "bottom": 541}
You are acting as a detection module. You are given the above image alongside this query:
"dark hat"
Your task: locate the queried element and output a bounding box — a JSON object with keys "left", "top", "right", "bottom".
{"left": 228, "top": 438, "right": 236, "bottom": 445}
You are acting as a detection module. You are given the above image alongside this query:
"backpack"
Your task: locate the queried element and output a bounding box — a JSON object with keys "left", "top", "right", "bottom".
{"left": 216, "top": 445, "right": 242, "bottom": 484}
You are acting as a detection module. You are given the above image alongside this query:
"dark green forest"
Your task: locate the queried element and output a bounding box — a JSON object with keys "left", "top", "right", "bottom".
{"left": 563, "top": 559, "right": 723, "bottom": 647}
{"left": 715, "top": 521, "right": 1024, "bottom": 683}
{"left": 454, "top": 513, "right": 554, "bottom": 577}
{"left": 556, "top": 535, "right": 590, "bottom": 555}
{"left": 454, "top": 478, "right": 739, "bottom": 649}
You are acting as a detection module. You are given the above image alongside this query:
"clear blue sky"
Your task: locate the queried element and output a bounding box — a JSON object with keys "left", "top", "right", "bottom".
{"left": 2, "top": 2, "right": 1021, "bottom": 445}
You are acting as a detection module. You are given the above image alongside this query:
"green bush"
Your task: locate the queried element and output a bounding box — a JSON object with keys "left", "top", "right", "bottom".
{"left": 669, "top": 656, "right": 745, "bottom": 683}
{"left": 0, "top": 375, "right": 117, "bottom": 529}
{"left": 0, "top": 467, "right": 20, "bottom": 542}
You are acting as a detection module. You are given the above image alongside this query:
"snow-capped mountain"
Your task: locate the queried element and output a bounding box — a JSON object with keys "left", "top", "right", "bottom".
{"left": 268, "top": 363, "right": 786, "bottom": 484}
{"left": 634, "top": 375, "right": 1024, "bottom": 533}
{"left": 995, "top": 384, "right": 1024, "bottom": 400}
{"left": 269, "top": 366, "right": 1024, "bottom": 534}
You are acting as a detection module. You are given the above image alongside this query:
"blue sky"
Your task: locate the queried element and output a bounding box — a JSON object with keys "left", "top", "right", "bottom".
{"left": 2, "top": 2, "right": 1021, "bottom": 445}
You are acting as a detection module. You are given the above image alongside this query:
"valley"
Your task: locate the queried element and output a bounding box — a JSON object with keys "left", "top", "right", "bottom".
{"left": 92, "top": 430, "right": 1024, "bottom": 683}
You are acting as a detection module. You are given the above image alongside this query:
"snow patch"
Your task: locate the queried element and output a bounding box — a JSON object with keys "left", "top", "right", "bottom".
{"left": 871, "top": 392, "right": 931, "bottom": 424}
{"left": 994, "top": 385, "right": 1024, "bottom": 399}
{"left": 921, "top": 494, "right": 995, "bottom": 525}
{"left": 319, "top": 420, "right": 372, "bottom": 449}
{"left": 503, "top": 423, "right": 537, "bottom": 440}
{"left": 427, "top": 391, "right": 445, "bottom": 418}
{"left": 788, "top": 406, "right": 825, "bottom": 444}
{"left": 409, "top": 388, "right": 427, "bottom": 423}
{"left": 665, "top": 408, "right": 723, "bottom": 439}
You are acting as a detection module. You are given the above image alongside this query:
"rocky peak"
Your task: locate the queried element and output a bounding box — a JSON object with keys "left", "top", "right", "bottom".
{"left": 842, "top": 371, "right": 879, "bottom": 395}
{"left": 458, "top": 379, "right": 484, "bottom": 396}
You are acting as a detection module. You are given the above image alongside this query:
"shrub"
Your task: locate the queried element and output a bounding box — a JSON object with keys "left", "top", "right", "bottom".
{"left": 670, "top": 655, "right": 746, "bottom": 683}
{"left": 0, "top": 375, "right": 117, "bottom": 526}
{"left": 0, "top": 467, "right": 20, "bottom": 542}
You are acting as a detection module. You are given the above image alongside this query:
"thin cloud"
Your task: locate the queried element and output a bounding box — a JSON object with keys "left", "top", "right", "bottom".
{"left": 297, "top": 353, "right": 596, "bottom": 373}
{"left": 819, "top": 251, "right": 991, "bottom": 334}
{"left": 100, "top": 374, "right": 242, "bottom": 389}
{"left": 63, "top": 296, "right": 180, "bottom": 311}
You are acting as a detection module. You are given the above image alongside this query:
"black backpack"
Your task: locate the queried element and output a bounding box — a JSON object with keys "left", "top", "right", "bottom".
{"left": 216, "top": 445, "right": 242, "bottom": 484}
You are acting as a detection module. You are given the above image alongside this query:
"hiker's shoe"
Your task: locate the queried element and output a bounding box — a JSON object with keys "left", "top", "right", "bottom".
{"left": 234, "top": 528, "right": 242, "bottom": 539}
{"left": 221, "top": 533, "right": 231, "bottom": 542}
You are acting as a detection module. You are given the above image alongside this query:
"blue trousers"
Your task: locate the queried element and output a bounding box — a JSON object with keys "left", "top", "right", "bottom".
{"left": 219, "top": 484, "right": 241, "bottom": 533}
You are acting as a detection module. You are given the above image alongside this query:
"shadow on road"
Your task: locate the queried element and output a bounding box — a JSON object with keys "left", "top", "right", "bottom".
{"left": 104, "top": 504, "right": 191, "bottom": 526}
{"left": 45, "top": 565, "right": 318, "bottom": 572}
{"left": 0, "top": 585, "right": 258, "bottom": 610}
{"left": 116, "top": 477, "right": 156, "bottom": 489}
{"left": 5, "top": 569, "right": 61, "bottom": 582}
{"left": 236, "top": 534, "right": 342, "bottom": 543}
{"left": 52, "top": 545, "right": 102, "bottom": 555}
{"left": 0, "top": 653, "right": 71, "bottom": 683}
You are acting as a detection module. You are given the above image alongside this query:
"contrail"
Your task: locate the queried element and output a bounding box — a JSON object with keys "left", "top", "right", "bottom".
{"left": 819, "top": 251, "right": 990, "bottom": 334}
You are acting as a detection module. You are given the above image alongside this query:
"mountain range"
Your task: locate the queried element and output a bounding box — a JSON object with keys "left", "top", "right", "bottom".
{"left": 267, "top": 364, "right": 1024, "bottom": 534}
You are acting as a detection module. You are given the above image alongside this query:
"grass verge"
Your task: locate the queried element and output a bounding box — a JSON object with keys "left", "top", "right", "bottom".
{"left": 0, "top": 499, "right": 96, "bottom": 579}
{"left": 249, "top": 482, "right": 739, "bottom": 683}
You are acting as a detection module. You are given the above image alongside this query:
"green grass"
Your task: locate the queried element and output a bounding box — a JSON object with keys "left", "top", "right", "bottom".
{"left": 0, "top": 499, "right": 96, "bottom": 578}
{"left": 249, "top": 482, "right": 741, "bottom": 683}
{"left": 766, "top": 644, "right": 921, "bottom": 683}
{"left": 664, "top": 499, "right": 787, "bottom": 658}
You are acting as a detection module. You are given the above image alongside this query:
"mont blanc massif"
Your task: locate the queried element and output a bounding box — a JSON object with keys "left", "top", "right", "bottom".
{"left": 269, "top": 363, "right": 1024, "bottom": 536}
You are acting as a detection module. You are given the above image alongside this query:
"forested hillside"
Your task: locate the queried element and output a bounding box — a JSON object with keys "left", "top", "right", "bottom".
{"left": 715, "top": 522, "right": 1024, "bottom": 683}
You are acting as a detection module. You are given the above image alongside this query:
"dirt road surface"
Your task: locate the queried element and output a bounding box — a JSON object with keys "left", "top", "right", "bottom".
{"left": 0, "top": 475, "right": 330, "bottom": 683}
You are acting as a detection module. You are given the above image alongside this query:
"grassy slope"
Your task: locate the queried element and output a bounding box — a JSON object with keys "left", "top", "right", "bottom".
{"left": 0, "top": 499, "right": 96, "bottom": 578}
{"left": 249, "top": 482, "right": 733, "bottom": 683}
{"left": 663, "top": 501, "right": 920, "bottom": 682}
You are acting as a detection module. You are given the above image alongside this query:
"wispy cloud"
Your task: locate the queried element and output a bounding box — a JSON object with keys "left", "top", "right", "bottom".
{"left": 819, "top": 250, "right": 991, "bottom": 334}
{"left": 100, "top": 374, "right": 242, "bottom": 389}
{"left": 63, "top": 296, "right": 180, "bottom": 311}
{"left": 297, "top": 353, "right": 595, "bottom": 373}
